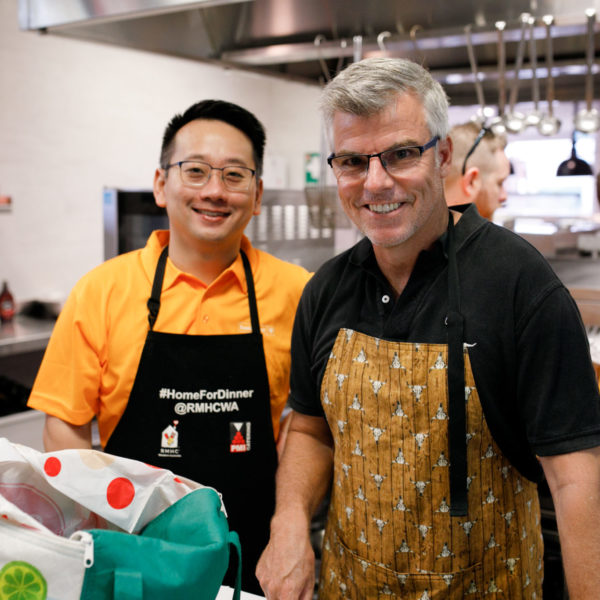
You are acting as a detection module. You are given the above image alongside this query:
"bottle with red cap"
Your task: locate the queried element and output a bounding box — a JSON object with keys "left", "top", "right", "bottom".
{"left": 0, "top": 281, "right": 15, "bottom": 323}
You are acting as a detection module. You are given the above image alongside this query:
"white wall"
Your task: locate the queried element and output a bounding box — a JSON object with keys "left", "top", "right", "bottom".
{"left": 0, "top": 1, "right": 322, "bottom": 304}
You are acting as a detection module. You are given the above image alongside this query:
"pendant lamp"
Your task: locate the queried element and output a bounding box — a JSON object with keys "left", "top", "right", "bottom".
{"left": 557, "top": 131, "right": 593, "bottom": 176}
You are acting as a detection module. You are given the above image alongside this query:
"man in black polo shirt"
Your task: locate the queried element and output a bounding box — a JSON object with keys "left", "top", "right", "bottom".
{"left": 257, "top": 58, "right": 600, "bottom": 599}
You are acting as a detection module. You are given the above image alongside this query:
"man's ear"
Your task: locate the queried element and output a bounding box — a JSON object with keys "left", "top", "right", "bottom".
{"left": 253, "top": 178, "right": 263, "bottom": 216}
{"left": 438, "top": 136, "right": 453, "bottom": 177}
{"left": 154, "top": 168, "right": 167, "bottom": 208}
{"left": 461, "top": 166, "right": 481, "bottom": 200}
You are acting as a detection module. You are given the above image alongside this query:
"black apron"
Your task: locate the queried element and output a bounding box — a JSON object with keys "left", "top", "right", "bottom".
{"left": 105, "top": 246, "right": 277, "bottom": 595}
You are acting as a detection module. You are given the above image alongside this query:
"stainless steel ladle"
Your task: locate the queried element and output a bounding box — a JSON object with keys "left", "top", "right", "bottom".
{"left": 525, "top": 16, "right": 543, "bottom": 127}
{"left": 465, "top": 24, "right": 489, "bottom": 126}
{"left": 489, "top": 21, "right": 508, "bottom": 135}
{"left": 504, "top": 13, "right": 530, "bottom": 133}
{"left": 537, "top": 15, "right": 561, "bottom": 136}
{"left": 574, "top": 9, "right": 600, "bottom": 133}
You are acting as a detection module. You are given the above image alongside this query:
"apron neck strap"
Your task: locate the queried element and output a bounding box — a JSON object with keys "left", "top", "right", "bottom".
{"left": 446, "top": 213, "right": 468, "bottom": 516}
{"left": 240, "top": 249, "right": 261, "bottom": 335}
{"left": 147, "top": 245, "right": 169, "bottom": 330}
{"left": 146, "top": 246, "right": 261, "bottom": 335}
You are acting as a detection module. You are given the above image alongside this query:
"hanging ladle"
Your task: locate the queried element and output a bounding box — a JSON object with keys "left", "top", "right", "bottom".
{"left": 377, "top": 31, "right": 391, "bottom": 55}
{"left": 489, "top": 21, "right": 508, "bottom": 135}
{"left": 537, "top": 15, "right": 561, "bottom": 136}
{"left": 465, "top": 24, "right": 489, "bottom": 125}
{"left": 574, "top": 9, "right": 600, "bottom": 133}
{"left": 504, "top": 13, "right": 530, "bottom": 133}
{"left": 314, "top": 35, "right": 332, "bottom": 83}
{"left": 525, "top": 16, "right": 543, "bottom": 127}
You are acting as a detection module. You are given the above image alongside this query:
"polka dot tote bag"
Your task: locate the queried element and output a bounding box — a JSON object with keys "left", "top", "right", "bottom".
{"left": 0, "top": 438, "right": 241, "bottom": 600}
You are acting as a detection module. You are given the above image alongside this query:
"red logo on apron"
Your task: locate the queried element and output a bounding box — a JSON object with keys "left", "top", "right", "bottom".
{"left": 230, "top": 422, "right": 251, "bottom": 453}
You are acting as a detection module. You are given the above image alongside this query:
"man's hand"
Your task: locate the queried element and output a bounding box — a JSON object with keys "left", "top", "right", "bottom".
{"left": 256, "top": 513, "right": 316, "bottom": 599}
{"left": 256, "top": 412, "right": 333, "bottom": 599}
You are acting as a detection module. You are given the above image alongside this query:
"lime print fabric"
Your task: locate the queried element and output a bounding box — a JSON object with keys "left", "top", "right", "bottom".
{"left": 0, "top": 561, "right": 47, "bottom": 600}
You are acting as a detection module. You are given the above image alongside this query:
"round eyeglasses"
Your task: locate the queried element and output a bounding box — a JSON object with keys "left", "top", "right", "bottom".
{"left": 163, "top": 160, "right": 256, "bottom": 192}
{"left": 327, "top": 136, "right": 439, "bottom": 182}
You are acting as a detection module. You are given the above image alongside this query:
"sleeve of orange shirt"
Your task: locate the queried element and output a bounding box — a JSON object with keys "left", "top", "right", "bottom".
{"left": 29, "top": 273, "right": 107, "bottom": 426}
{"left": 28, "top": 245, "right": 153, "bottom": 444}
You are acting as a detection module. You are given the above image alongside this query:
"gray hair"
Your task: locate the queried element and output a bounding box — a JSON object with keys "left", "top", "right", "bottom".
{"left": 320, "top": 57, "right": 449, "bottom": 140}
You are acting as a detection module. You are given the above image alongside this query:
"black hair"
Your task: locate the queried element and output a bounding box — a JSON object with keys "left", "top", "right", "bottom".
{"left": 159, "top": 99, "right": 266, "bottom": 176}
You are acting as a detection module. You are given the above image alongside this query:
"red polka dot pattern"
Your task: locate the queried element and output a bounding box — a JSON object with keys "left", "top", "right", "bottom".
{"left": 106, "top": 477, "right": 135, "bottom": 509}
{"left": 44, "top": 457, "right": 62, "bottom": 477}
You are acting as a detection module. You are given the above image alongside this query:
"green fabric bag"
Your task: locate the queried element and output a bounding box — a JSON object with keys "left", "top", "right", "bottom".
{"left": 80, "top": 488, "right": 241, "bottom": 600}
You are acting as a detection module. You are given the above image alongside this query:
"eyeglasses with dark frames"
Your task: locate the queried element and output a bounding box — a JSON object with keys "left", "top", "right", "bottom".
{"left": 461, "top": 127, "right": 491, "bottom": 175}
{"left": 327, "top": 136, "right": 439, "bottom": 182}
{"left": 163, "top": 160, "right": 256, "bottom": 192}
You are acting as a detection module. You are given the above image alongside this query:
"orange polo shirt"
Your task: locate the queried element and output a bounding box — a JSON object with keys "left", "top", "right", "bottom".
{"left": 28, "top": 231, "right": 311, "bottom": 448}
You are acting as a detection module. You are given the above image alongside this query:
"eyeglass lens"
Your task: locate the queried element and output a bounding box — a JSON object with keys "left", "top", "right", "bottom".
{"left": 335, "top": 148, "right": 423, "bottom": 176}
{"left": 178, "top": 161, "right": 254, "bottom": 191}
{"left": 329, "top": 137, "right": 437, "bottom": 181}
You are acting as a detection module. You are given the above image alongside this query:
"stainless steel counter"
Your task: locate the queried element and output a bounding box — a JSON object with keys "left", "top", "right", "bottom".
{"left": 0, "top": 410, "right": 45, "bottom": 451}
{"left": 0, "top": 315, "right": 55, "bottom": 357}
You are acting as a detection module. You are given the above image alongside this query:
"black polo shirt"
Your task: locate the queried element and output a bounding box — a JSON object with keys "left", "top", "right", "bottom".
{"left": 289, "top": 204, "right": 600, "bottom": 482}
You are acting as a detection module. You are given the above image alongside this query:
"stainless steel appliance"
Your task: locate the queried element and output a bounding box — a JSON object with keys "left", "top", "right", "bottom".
{"left": 103, "top": 187, "right": 336, "bottom": 271}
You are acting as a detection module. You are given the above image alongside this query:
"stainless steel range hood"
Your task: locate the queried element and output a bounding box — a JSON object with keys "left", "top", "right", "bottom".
{"left": 18, "top": 0, "right": 599, "bottom": 106}
{"left": 18, "top": 0, "right": 254, "bottom": 29}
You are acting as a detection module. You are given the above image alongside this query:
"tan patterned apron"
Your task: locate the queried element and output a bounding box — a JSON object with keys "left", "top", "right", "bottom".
{"left": 318, "top": 329, "right": 543, "bottom": 599}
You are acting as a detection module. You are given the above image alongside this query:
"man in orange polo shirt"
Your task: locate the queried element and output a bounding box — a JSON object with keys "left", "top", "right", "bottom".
{"left": 28, "top": 99, "right": 311, "bottom": 594}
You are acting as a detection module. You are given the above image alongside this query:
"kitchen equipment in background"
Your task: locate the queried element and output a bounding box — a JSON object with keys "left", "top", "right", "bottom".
{"left": 377, "top": 30, "right": 391, "bottom": 54}
{"left": 503, "top": 13, "right": 530, "bottom": 134}
{"left": 314, "top": 34, "right": 332, "bottom": 83}
{"left": 0, "top": 375, "right": 30, "bottom": 417}
{"left": 18, "top": 0, "right": 597, "bottom": 110}
{"left": 409, "top": 25, "right": 426, "bottom": 67}
{"left": 465, "top": 24, "right": 492, "bottom": 126}
{"left": 103, "top": 188, "right": 336, "bottom": 272}
{"left": 538, "top": 15, "right": 561, "bottom": 136}
{"left": 103, "top": 188, "right": 168, "bottom": 260}
{"left": 489, "top": 21, "right": 508, "bottom": 135}
{"left": 574, "top": 9, "right": 600, "bottom": 134}
{"left": 557, "top": 129, "right": 594, "bottom": 176}
{"left": 525, "top": 16, "right": 543, "bottom": 128}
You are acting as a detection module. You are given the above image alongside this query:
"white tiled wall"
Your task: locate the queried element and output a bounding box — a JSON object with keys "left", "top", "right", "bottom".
{"left": 0, "top": 1, "right": 322, "bottom": 304}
